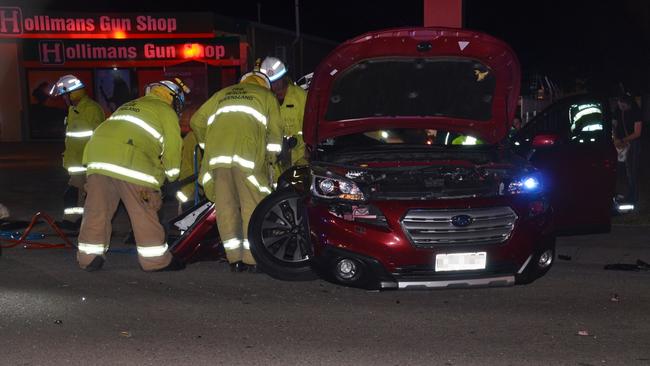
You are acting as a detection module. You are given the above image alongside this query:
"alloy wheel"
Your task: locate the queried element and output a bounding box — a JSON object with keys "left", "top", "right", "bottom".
{"left": 259, "top": 197, "right": 310, "bottom": 263}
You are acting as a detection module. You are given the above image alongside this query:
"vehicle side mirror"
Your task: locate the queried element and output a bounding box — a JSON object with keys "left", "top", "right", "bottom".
{"left": 532, "top": 134, "right": 558, "bottom": 148}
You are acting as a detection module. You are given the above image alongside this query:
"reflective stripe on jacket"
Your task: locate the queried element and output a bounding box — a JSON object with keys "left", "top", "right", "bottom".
{"left": 281, "top": 83, "right": 308, "bottom": 166}
{"left": 177, "top": 131, "right": 202, "bottom": 203}
{"left": 82, "top": 94, "right": 182, "bottom": 189}
{"left": 63, "top": 95, "right": 105, "bottom": 172}
{"left": 195, "top": 82, "right": 282, "bottom": 202}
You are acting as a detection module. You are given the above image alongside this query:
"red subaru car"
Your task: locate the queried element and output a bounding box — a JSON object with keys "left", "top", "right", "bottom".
{"left": 172, "top": 27, "right": 616, "bottom": 290}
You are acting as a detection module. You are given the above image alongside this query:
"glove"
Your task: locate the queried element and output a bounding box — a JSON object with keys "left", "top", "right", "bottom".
{"left": 277, "top": 136, "right": 298, "bottom": 167}
{"left": 162, "top": 181, "right": 183, "bottom": 198}
{"left": 162, "top": 174, "right": 197, "bottom": 198}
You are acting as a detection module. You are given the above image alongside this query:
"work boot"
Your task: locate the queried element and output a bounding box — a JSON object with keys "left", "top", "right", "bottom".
{"left": 229, "top": 261, "right": 246, "bottom": 272}
{"left": 154, "top": 256, "right": 186, "bottom": 272}
{"left": 84, "top": 256, "right": 105, "bottom": 272}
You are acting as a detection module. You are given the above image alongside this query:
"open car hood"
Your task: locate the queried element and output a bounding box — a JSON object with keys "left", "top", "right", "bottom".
{"left": 303, "top": 27, "right": 520, "bottom": 146}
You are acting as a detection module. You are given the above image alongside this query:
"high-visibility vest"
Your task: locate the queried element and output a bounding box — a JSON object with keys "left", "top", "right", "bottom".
{"left": 83, "top": 94, "right": 182, "bottom": 189}
{"left": 175, "top": 131, "right": 203, "bottom": 204}
{"left": 280, "top": 83, "right": 308, "bottom": 166}
{"left": 195, "top": 82, "right": 282, "bottom": 201}
{"left": 63, "top": 95, "right": 105, "bottom": 175}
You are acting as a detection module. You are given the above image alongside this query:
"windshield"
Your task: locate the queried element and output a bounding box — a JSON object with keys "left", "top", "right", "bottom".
{"left": 319, "top": 129, "right": 486, "bottom": 147}
{"left": 325, "top": 57, "right": 496, "bottom": 121}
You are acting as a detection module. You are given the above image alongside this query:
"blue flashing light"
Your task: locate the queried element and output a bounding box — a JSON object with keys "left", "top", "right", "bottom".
{"left": 523, "top": 177, "right": 539, "bottom": 191}
{"left": 506, "top": 175, "right": 543, "bottom": 195}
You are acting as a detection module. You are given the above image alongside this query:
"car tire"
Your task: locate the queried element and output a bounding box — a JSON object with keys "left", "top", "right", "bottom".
{"left": 516, "top": 240, "right": 556, "bottom": 285}
{"left": 248, "top": 189, "right": 317, "bottom": 281}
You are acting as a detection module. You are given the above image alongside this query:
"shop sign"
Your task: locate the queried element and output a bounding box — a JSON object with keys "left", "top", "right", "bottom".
{"left": 0, "top": 7, "right": 214, "bottom": 38}
{"left": 22, "top": 38, "right": 240, "bottom": 65}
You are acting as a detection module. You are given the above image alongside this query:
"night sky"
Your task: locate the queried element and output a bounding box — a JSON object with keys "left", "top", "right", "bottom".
{"left": 7, "top": 0, "right": 650, "bottom": 93}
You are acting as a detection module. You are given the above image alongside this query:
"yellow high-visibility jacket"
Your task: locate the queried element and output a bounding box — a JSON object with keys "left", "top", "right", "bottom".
{"left": 83, "top": 94, "right": 182, "bottom": 189}
{"left": 63, "top": 95, "right": 104, "bottom": 174}
{"left": 189, "top": 93, "right": 213, "bottom": 150}
{"left": 271, "top": 83, "right": 308, "bottom": 181}
{"left": 176, "top": 131, "right": 202, "bottom": 204}
{"left": 281, "top": 83, "right": 308, "bottom": 166}
{"left": 197, "top": 82, "right": 282, "bottom": 202}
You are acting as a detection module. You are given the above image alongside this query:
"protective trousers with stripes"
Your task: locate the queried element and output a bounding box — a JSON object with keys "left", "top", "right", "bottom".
{"left": 77, "top": 174, "right": 172, "bottom": 271}
{"left": 63, "top": 174, "right": 86, "bottom": 221}
{"left": 212, "top": 167, "right": 266, "bottom": 264}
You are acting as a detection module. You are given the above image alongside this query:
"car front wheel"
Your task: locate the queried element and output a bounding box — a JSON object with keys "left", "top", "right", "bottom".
{"left": 515, "top": 239, "right": 556, "bottom": 285}
{"left": 248, "top": 189, "right": 317, "bottom": 281}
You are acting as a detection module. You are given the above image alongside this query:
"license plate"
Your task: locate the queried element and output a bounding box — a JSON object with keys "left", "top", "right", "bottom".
{"left": 435, "top": 252, "right": 487, "bottom": 272}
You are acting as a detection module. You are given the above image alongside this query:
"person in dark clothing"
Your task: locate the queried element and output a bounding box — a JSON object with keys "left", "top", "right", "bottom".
{"left": 612, "top": 95, "right": 643, "bottom": 203}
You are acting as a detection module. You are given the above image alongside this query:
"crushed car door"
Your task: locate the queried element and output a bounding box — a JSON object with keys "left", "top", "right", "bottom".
{"left": 512, "top": 95, "right": 617, "bottom": 234}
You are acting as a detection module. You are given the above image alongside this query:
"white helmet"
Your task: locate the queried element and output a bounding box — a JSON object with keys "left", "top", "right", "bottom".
{"left": 260, "top": 56, "right": 288, "bottom": 82}
{"left": 49, "top": 74, "right": 84, "bottom": 96}
{"left": 145, "top": 78, "right": 191, "bottom": 116}
{"left": 296, "top": 72, "right": 314, "bottom": 90}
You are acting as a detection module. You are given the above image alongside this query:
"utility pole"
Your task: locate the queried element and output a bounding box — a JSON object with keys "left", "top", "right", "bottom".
{"left": 293, "top": 0, "right": 302, "bottom": 76}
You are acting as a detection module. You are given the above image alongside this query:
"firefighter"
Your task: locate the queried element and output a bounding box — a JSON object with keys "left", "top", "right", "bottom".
{"left": 194, "top": 69, "right": 282, "bottom": 272}
{"left": 260, "top": 57, "right": 308, "bottom": 182}
{"left": 174, "top": 130, "right": 203, "bottom": 210}
{"left": 77, "top": 78, "right": 189, "bottom": 272}
{"left": 50, "top": 75, "right": 105, "bottom": 229}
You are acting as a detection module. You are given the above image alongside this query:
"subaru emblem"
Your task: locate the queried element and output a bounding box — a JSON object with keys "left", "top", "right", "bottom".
{"left": 451, "top": 214, "right": 474, "bottom": 227}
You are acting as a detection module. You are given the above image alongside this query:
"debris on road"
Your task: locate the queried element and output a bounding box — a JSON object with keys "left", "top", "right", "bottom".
{"left": 610, "top": 293, "right": 620, "bottom": 302}
{"left": 604, "top": 260, "right": 650, "bottom": 272}
{"left": 604, "top": 263, "right": 639, "bottom": 271}
{"left": 54, "top": 320, "right": 63, "bottom": 325}
{"left": 120, "top": 331, "right": 132, "bottom": 338}
{"left": 577, "top": 330, "right": 590, "bottom": 336}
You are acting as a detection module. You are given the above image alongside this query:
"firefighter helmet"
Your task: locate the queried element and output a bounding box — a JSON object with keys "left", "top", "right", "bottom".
{"left": 296, "top": 72, "right": 314, "bottom": 90}
{"left": 145, "top": 78, "right": 190, "bottom": 116}
{"left": 240, "top": 71, "right": 271, "bottom": 89}
{"left": 260, "top": 56, "right": 288, "bottom": 82}
{"left": 50, "top": 74, "right": 85, "bottom": 96}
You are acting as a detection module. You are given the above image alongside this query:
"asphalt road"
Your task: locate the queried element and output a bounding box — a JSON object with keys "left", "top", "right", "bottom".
{"left": 2, "top": 143, "right": 650, "bottom": 366}
{"left": 2, "top": 229, "right": 650, "bottom": 366}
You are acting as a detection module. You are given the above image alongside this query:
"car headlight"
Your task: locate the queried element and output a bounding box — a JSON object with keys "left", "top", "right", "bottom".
{"left": 311, "top": 175, "right": 365, "bottom": 201}
{"left": 507, "top": 175, "right": 543, "bottom": 195}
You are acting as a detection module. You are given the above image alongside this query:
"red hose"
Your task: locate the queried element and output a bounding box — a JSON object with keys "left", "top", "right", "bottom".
{"left": 0, "top": 212, "right": 74, "bottom": 250}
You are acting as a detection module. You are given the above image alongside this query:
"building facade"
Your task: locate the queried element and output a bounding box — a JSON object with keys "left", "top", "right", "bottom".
{"left": 0, "top": 7, "right": 336, "bottom": 141}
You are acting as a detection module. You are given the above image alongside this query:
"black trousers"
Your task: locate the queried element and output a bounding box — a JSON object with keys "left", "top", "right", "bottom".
{"left": 625, "top": 141, "right": 641, "bottom": 203}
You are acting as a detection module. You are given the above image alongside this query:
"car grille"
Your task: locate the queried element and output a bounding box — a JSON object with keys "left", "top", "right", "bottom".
{"left": 401, "top": 207, "right": 518, "bottom": 248}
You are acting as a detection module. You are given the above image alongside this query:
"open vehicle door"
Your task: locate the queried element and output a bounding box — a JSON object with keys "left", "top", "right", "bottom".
{"left": 512, "top": 94, "right": 617, "bottom": 234}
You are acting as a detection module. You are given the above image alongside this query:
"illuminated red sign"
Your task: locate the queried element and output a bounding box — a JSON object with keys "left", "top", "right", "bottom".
{"left": 22, "top": 38, "right": 241, "bottom": 67}
{"left": 0, "top": 7, "right": 215, "bottom": 39}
